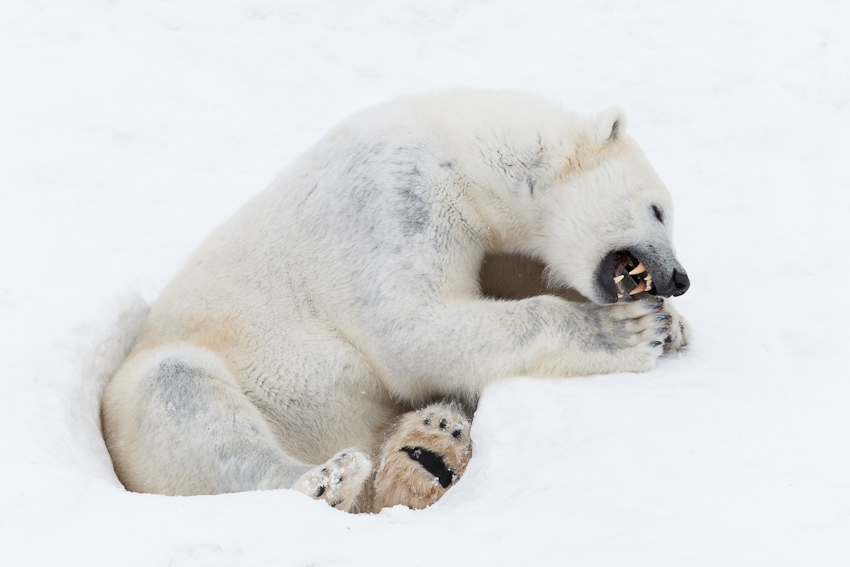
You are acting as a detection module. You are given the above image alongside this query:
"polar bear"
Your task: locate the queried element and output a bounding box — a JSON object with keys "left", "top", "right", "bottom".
{"left": 102, "top": 90, "right": 690, "bottom": 512}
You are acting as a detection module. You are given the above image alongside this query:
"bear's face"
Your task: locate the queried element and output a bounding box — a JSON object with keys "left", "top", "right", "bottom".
{"left": 534, "top": 122, "right": 690, "bottom": 306}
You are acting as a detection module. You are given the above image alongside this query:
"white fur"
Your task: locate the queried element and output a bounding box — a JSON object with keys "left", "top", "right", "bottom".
{"left": 102, "top": 90, "right": 689, "bottom": 509}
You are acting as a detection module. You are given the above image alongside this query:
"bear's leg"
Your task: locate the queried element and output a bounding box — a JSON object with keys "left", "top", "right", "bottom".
{"left": 102, "top": 345, "right": 371, "bottom": 510}
{"left": 376, "top": 295, "right": 681, "bottom": 397}
{"left": 372, "top": 403, "right": 472, "bottom": 512}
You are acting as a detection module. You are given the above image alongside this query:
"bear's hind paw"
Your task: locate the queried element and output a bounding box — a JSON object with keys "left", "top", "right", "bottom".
{"left": 372, "top": 403, "right": 472, "bottom": 512}
{"left": 294, "top": 448, "right": 372, "bottom": 512}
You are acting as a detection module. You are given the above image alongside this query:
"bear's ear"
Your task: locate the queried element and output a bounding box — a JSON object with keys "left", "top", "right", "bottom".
{"left": 591, "top": 106, "right": 627, "bottom": 146}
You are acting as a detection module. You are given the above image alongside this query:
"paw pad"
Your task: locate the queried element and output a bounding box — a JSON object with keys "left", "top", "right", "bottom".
{"left": 372, "top": 402, "right": 472, "bottom": 512}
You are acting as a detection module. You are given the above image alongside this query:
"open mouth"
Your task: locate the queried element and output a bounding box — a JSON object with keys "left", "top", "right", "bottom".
{"left": 610, "top": 250, "right": 654, "bottom": 300}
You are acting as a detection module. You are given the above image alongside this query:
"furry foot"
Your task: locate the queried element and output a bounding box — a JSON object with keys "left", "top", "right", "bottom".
{"left": 658, "top": 298, "right": 690, "bottom": 354}
{"left": 372, "top": 403, "right": 472, "bottom": 512}
{"left": 591, "top": 296, "right": 673, "bottom": 369}
{"left": 294, "top": 448, "right": 372, "bottom": 512}
{"left": 605, "top": 296, "right": 690, "bottom": 365}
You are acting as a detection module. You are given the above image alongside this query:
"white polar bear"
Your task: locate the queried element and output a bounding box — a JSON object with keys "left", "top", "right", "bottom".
{"left": 102, "top": 90, "right": 690, "bottom": 512}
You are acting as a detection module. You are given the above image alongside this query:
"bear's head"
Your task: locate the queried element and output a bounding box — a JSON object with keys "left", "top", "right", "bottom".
{"left": 532, "top": 107, "right": 690, "bottom": 305}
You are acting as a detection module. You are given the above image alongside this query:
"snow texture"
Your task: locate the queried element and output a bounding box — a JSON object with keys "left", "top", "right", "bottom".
{"left": 1, "top": 1, "right": 848, "bottom": 565}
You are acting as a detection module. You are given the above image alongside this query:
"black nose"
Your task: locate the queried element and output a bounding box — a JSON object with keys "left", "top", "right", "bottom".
{"left": 672, "top": 269, "right": 690, "bottom": 296}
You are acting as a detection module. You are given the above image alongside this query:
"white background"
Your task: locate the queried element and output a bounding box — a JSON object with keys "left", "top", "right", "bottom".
{"left": 1, "top": 1, "right": 848, "bottom": 565}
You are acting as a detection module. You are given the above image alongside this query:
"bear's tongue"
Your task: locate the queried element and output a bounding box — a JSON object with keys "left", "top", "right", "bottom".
{"left": 613, "top": 254, "right": 629, "bottom": 278}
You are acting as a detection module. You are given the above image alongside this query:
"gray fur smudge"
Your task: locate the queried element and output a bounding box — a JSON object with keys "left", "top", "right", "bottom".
{"left": 149, "top": 358, "right": 205, "bottom": 420}
{"left": 394, "top": 162, "right": 431, "bottom": 237}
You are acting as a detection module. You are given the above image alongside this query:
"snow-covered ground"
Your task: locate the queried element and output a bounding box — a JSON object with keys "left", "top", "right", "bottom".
{"left": 1, "top": 1, "right": 848, "bottom": 565}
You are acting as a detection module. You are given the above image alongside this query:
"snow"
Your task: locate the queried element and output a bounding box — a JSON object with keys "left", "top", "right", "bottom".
{"left": 1, "top": 0, "right": 848, "bottom": 565}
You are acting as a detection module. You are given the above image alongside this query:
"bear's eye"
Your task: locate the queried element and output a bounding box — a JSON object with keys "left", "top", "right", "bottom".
{"left": 652, "top": 205, "right": 664, "bottom": 224}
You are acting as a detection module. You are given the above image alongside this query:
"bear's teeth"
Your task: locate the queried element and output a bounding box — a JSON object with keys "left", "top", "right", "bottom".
{"left": 629, "top": 281, "right": 647, "bottom": 295}
{"left": 617, "top": 293, "right": 624, "bottom": 299}
{"left": 613, "top": 275, "right": 624, "bottom": 283}
{"left": 628, "top": 263, "right": 646, "bottom": 275}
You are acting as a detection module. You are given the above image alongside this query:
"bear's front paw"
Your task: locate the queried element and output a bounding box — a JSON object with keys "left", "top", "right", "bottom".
{"left": 600, "top": 296, "right": 690, "bottom": 371}
{"left": 594, "top": 297, "right": 672, "bottom": 371}
{"left": 659, "top": 298, "right": 690, "bottom": 354}
{"left": 372, "top": 403, "right": 472, "bottom": 512}
{"left": 294, "top": 448, "right": 372, "bottom": 512}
